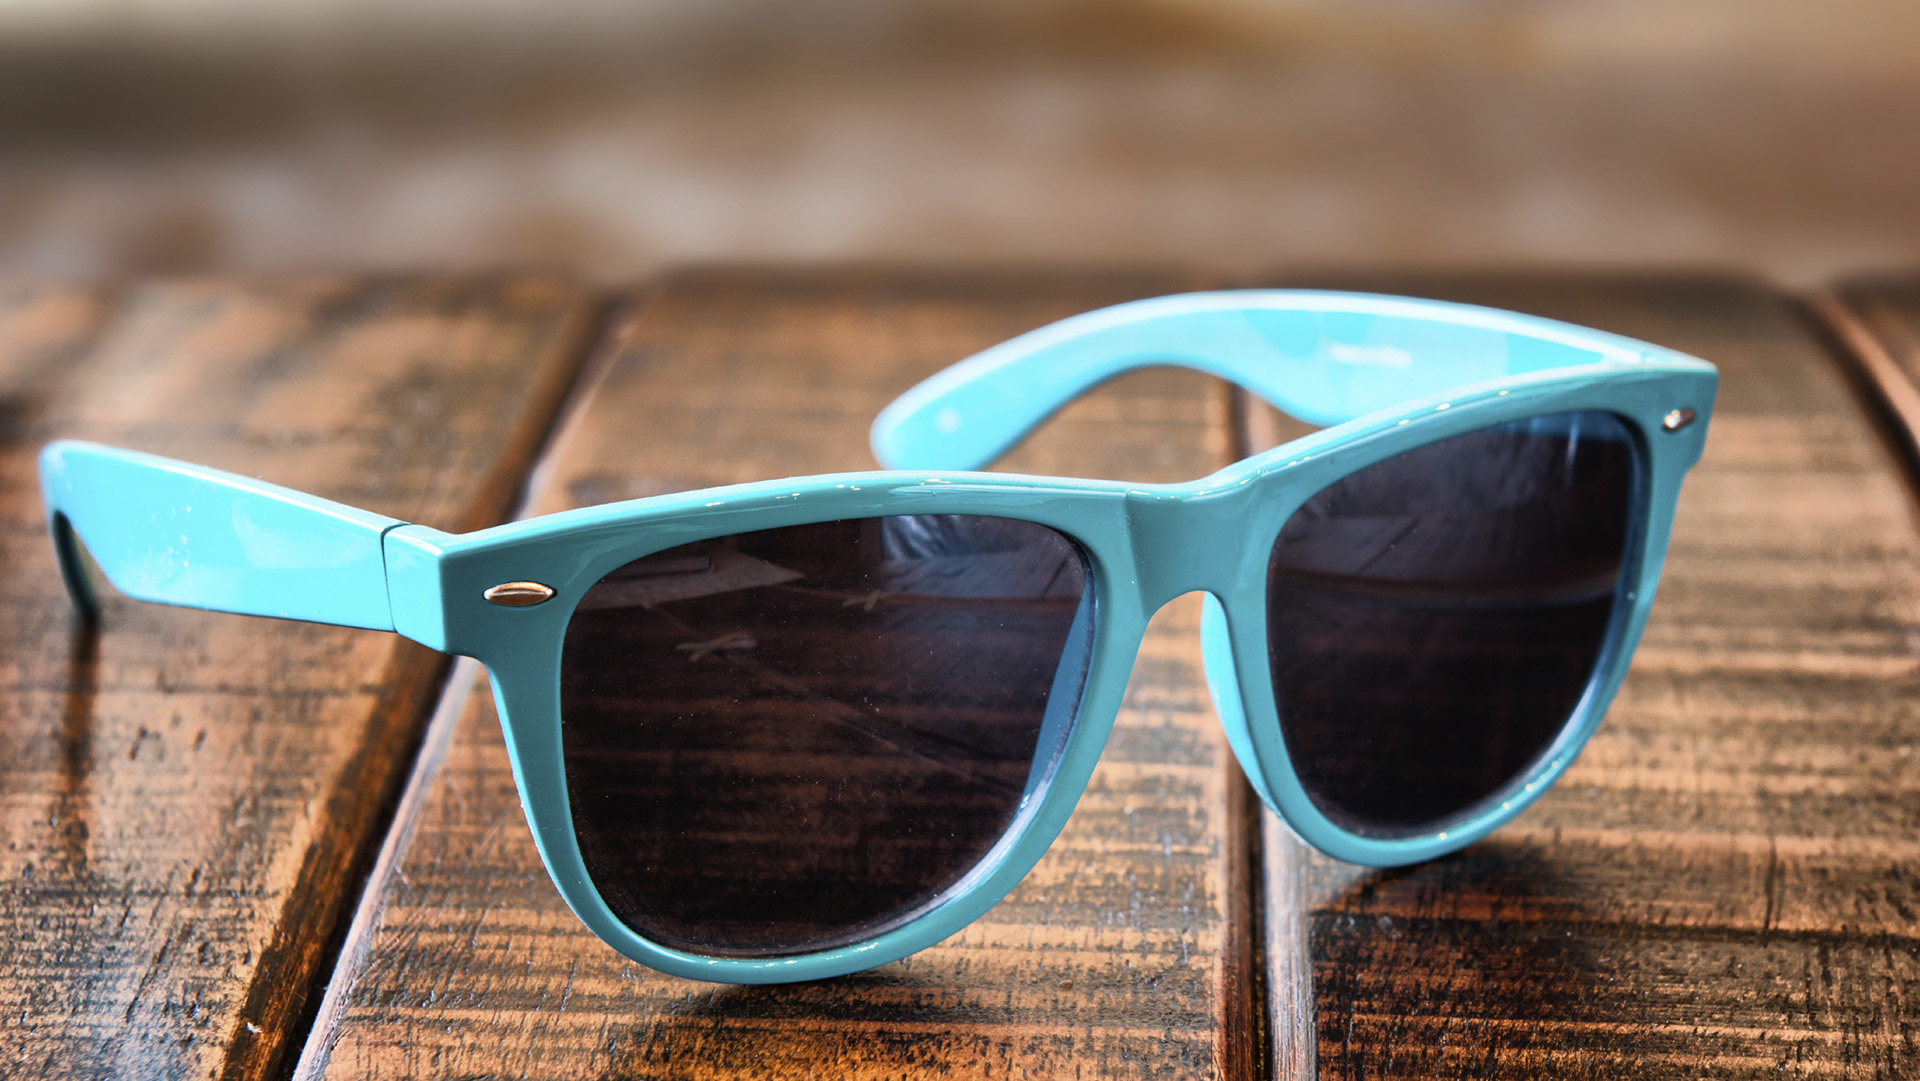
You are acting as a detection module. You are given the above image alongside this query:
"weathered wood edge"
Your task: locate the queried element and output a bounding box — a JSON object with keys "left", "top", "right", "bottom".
{"left": 1259, "top": 817, "right": 1311, "bottom": 1080}
{"left": 287, "top": 659, "right": 485, "bottom": 1081}
{"left": 1805, "top": 288, "right": 1920, "bottom": 499}
{"left": 1220, "top": 388, "right": 1270, "bottom": 1081}
{"left": 1231, "top": 389, "right": 1315, "bottom": 1081}
{"left": 289, "top": 288, "right": 649, "bottom": 1081}
{"left": 227, "top": 282, "right": 613, "bottom": 1081}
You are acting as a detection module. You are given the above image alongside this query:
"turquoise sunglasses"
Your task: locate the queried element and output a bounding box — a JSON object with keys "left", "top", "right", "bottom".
{"left": 39, "top": 291, "right": 1716, "bottom": 985}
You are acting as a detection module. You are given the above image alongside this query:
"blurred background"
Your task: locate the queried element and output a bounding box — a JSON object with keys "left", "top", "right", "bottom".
{"left": 1, "top": 0, "right": 1916, "bottom": 284}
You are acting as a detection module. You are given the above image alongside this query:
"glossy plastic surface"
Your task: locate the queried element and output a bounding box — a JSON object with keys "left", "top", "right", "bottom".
{"left": 871, "top": 290, "right": 1663, "bottom": 471}
{"left": 39, "top": 441, "right": 401, "bottom": 630}
{"left": 39, "top": 290, "right": 1718, "bottom": 985}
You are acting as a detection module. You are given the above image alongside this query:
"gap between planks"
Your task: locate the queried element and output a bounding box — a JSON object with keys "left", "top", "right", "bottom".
{"left": 291, "top": 291, "right": 643, "bottom": 1081}
{"left": 291, "top": 658, "right": 484, "bottom": 1081}
{"left": 1232, "top": 386, "right": 1315, "bottom": 1081}
{"left": 1806, "top": 290, "right": 1920, "bottom": 504}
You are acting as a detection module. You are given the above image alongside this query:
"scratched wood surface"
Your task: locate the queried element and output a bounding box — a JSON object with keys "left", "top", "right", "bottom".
{"left": 0, "top": 277, "right": 599, "bottom": 1080}
{"left": 298, "top": 267, "right": 1280, "bottom": 1080}
{"left": 1247, "top": 273, "right": 1920, "bottom": 1078}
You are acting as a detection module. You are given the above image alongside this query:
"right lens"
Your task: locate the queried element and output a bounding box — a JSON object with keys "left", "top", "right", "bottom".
{"left": 1265, "top": 411, "right": 1638, "bottom": 838}
{"left": 559, "top": 515, "right": 1092, "bottom": 957}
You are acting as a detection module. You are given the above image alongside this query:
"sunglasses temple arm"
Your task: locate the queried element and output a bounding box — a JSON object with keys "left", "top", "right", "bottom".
{"left": 869, "top": 290, "right": 1652, "bottom": 471}
{"left": 39, "top": 439, "right": 406, "bottom": 631}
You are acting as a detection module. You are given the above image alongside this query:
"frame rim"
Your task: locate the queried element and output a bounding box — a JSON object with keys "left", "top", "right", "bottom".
{"left": 415, "top": 356, "right": 1714, "bottom": 984}
{"left": 1210, "top": 384, "right": 1696, "bottom": 867}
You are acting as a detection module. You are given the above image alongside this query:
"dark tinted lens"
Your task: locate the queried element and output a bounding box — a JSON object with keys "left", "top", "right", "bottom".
{"left": 561, "top": 515, "right": 1092, "bottom": 957}
{"left": 1266, "top": 411, "right": 1637, "bottom": 837}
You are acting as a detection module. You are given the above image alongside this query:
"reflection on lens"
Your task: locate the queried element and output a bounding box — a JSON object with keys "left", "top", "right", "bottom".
{"left": 1266, "top": 411, "right": 1637, "bottom": 838}
{"left": 561, "top": 515, "right": 1092, "bottom": 957}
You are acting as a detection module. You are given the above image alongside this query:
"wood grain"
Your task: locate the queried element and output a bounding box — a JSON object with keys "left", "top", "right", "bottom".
{"left": 0, "top": 276, "right": 600, "bottom": 1080}
{"left": 301, "top": 267, "right": 1280, "bottom": 1080}
{"left": 1251, "top": 273, "right": 1920, "bottom": 1078}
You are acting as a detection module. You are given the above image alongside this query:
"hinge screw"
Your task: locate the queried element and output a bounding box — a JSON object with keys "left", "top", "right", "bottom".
{"left": 484, "top": 581, "right": 555, "bottom": 607}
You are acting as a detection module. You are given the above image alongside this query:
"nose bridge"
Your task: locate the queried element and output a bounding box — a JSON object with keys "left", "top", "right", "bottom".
{"left": 1124, "top": 486, "right": 1247, "bottom": 611}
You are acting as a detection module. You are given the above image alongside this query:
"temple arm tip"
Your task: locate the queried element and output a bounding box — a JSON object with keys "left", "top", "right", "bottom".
{"left": 47, "top": 510, "right": 102, "bottom": 620}
{"left": 40, "top": 442, "right": 102, "bottom": 618}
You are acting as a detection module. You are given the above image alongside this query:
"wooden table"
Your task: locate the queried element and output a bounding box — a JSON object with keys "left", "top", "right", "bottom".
{"left": 3, "top": 268, "right": 1917, "bottom": 1080}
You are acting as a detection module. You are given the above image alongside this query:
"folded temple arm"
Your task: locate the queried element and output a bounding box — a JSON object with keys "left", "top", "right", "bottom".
{"left": 39, "top": 440, "right": 403, "bottom": 629}
{"left": 870, "top": 290, "right": 1663, "bottom": 470}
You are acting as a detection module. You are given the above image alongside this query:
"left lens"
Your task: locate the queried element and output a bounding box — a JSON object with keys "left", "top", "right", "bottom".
{"left": 1265, "top": 410, "right": 1638, "bottom": 839}
{"left": 560, "top": 515, "right": 1092, "bottom": 958}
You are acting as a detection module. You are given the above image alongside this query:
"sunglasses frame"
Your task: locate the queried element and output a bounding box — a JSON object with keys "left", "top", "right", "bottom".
{"left": 40, "top": 291, "right": 1716, "bottom": 985}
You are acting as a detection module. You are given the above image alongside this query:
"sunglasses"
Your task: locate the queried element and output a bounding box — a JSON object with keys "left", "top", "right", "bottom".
{"left": 39, "top": 290, "right": 1715, "bottom": 985}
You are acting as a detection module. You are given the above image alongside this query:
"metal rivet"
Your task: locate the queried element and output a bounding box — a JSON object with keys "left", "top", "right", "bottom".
{"left": 1661, "top": 408, "right": 1697, "bottom": 432}
{"left": 484, "top": 581, "right": 555, "bottom": 607}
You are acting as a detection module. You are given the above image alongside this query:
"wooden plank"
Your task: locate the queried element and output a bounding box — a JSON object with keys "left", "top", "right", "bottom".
{"left": 1248, "top": 272, "right": 1920, "bottom": 1078}
{"left": 0, "top": 276, "right": 600, "bottom": 1080}
{"left": 302, "top": 267, "right": 1274, "bottom": 1079}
